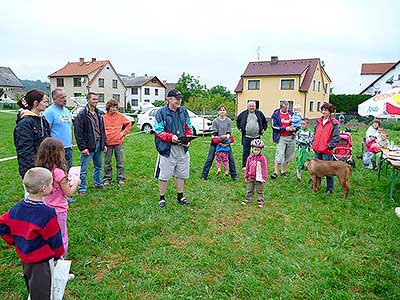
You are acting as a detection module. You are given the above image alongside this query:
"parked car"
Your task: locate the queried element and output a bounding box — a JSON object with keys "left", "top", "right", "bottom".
{"left": 71, "top": 99, "right": 134, "bottom": 124}
{"left": 137, "top": 107, "right": 212, "bottom": 135}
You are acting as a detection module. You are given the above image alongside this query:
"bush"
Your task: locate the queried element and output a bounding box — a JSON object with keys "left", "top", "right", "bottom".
{"left": 153, "top": 100, "right": 166, "bottom": 107}
{"left": 381, "top": 119, "right": 400, "bottom": 130}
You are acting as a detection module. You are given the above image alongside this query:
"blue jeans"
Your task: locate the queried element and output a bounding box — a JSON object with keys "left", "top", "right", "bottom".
{"left": 314, "top": 152, "right": 334, "bottom": 191}
{"left": 201, "top": 143, "right": 237, "bottom": 179}
{"left": 242, "top": 136, "right": 259, "bottom": 168}
{"left": 79, "top": 141, "right": 103, "bottom": 192}
{"left": 65, "top": 147, "right": 73, "bottom": 170}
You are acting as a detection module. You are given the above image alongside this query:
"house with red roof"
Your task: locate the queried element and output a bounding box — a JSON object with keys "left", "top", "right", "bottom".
{"left": 48, "top": 58, "right": 126, "bottom": 108}
{"left": 235, "top": 56, "right": 332, "bottom": 118}
{"left": 359, "top": 61, "right": 400, "bottom": 95}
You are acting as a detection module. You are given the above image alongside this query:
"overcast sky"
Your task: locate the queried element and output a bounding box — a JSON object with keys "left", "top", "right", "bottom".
{"left": 2, "top": 0, "right": 399, "bottom": 94}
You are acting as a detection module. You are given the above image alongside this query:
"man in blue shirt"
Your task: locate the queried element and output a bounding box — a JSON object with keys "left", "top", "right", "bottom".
{"left": 43, "top": 88, "right": 73, "bottom": 169}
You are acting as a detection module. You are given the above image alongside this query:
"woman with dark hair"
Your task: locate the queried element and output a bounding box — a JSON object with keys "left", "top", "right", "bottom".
{"left": 312, "top": 102, "right": 340, "bottom": 195}
{"left": 14, "top": 89, "right": 51, "bottom": 178}
{"left": 201, "top": 105, "right": 237, "bottom": 180}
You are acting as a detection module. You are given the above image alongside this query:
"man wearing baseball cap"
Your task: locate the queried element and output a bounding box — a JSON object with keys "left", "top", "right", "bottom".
{"left": 154, "top": 89, "right": 193, "bottom": 208}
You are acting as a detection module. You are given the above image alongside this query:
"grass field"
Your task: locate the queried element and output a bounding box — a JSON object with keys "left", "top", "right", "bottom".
{"left": 0, "top": 111, "right": 399, "bottom": 299}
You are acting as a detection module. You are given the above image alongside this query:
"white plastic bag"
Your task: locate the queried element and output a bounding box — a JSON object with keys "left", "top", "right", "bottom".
{"left": 52, "top": 260, "right": 71, "bottom": 300}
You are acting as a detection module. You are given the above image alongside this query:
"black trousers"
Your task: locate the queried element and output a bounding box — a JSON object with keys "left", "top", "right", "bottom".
{"left": 22, "top": 259, "right": 52, "bottom": 300}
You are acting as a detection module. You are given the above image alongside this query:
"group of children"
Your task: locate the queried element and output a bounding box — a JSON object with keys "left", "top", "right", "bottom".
{"left": 363, "top": 125, "right": 389, "bottom": 170}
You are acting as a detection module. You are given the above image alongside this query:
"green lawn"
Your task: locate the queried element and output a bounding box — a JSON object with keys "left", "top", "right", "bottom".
{"left": 0, "top": 111, "right": 399, "bottom": 299}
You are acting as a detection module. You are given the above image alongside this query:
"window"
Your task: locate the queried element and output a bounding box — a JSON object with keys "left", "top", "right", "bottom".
{"left": 248, "top": 80, "right": 260, "bottom": 90}
{"left": 112, "top": 80, "right": 118, "bottom": 89}
{"left": 98, "top": 93, "right": 105, "bottom": 102}
{"left": 155, "top": 88, "right": 159, "bottom": 96}
{"left": 313, "top": 80, "right": 316, "bottom": 91}
{"left": 281, "top": 100, "right": 294, "bottom": 111}
{"left": 144, "top": 88, "right": 150, "bottom": 95}
{"left": 112, "top": 94, "right": 120, "bottom": 101}
{"left": 131, "top": 99, "right": 138, "bottom": 106}
{"left": 309, "top": 101, "right": 314, "bottom": 112}
{"left": 281, "top": 79, "right": 295, "bottom": 90}
{"left": 56, "top": 78, "right": 64, "bottom": 87}
{"left": 144, "top": 99, "right": 150, "bottom": 103}
{"left": 247, "top": 99, "right": 259, "bottom": 109}
{"left": 317, "top": 101, "right": 321, "bottom": 111}
{"left": 73, "top": 77, "right": 82, "bottom": 87}
{"left": 131, "top": 87, "right": 138, "bottom": 95}
{"left": 317, "top": 81, "right": 321, "bottom": 92}
{"left": 325, "top": 83, "right": 328, "bottom": 93}
{"left": 99, "top": 78, "right": 104, "bottom": 88}
{"left": 74, "top": 93, "right": 82, "bottom": 97}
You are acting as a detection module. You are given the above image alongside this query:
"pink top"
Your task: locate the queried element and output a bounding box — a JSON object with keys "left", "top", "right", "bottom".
{"left": 245, "top": 154, "right": 268, "bottom": 181}
{"left": 44, "top": 168, "right": 68, "bottom": 213}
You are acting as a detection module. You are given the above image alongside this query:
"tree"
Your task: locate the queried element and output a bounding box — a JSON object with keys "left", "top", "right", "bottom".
{"left": 175, "top": 73, "right": 206, "bottom": 104}
{"left": 329, "top": 94, "right": 371, "bottom": 114}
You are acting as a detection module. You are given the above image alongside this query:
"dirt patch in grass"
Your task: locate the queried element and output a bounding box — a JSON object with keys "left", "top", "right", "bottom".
{"left": 93, "top": 254, "right": 128, "bottom": 283}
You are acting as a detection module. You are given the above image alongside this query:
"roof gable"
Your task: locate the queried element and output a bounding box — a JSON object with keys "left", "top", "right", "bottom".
{"left": 49, "top": 60, "right": 108, "bottom": 77}
{"left": 0, "top": 67, "right": 24, "bottom": 88}
{"left": 361, "top": 62, "right": 396, "bottom": 75}
{"left": 360, "top": 60, "right": 400, "bottom": 94}
{"left": 122, "top": 76, "right": 166, "bottom": 88}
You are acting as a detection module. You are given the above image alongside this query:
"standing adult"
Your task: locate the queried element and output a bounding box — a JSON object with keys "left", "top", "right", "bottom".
{"left": 74, "top": 92, "right": 107, "bottom": 195}
{"left": 14, "top": 89, "right": 50, "bottom": 178}
{"left": 154, "top": 89, "right": 193, "bottom": 208}
{"left": 201, "top": 105, "right": 237, "bottom": 180}
{"left": 270, "top": 100, "right": 297, "bottom": 179}
{"left": 312, "top": 102, "right": 340, "bottom": 195}
{"left": 43, "top": 88, "right": 73, "bottom": 169}
{"left": 103, "top": 99, "right": 131, "bottom": 185}
{"left": 236, "top": 101, "right": 267, "bottom": 169}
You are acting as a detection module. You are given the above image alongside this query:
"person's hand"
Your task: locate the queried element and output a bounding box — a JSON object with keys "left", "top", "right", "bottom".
{"left": 81, "top": 149, "right": 89, "bottom": 156}
{"left": 182, "top": 142, "right": 190, "bottom": 147}
{"left": 119, "top": 132, "right": 124, "bottom": 137}
{"left": 103, "top": 146, "right": 107, "bottom": 153}
{"left": 172, "top": 135, "right": 179, "bottom": 143}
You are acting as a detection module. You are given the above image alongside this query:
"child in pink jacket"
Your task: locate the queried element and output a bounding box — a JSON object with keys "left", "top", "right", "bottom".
{"left": 242, "top": 139, "right": 268, "bottom": 208}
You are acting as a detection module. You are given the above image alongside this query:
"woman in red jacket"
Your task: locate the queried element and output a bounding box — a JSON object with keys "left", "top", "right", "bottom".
{"left": 312, "top": 102, "right": 340, "bottom": 195}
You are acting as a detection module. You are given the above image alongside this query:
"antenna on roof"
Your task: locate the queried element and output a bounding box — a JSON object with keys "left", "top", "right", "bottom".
{"left": 256, "top": 46, "right": 262, "bottom": 61}
{"left": 321, "top": 60, "right": 325, "bottom": 68}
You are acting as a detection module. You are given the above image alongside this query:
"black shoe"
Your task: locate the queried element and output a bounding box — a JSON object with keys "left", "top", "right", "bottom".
{"left": 177, "top": 197, "right": 191, "bottom": 206}
{"left": 325, "top": 190, "right": 333, "bottom": 195}
{"left": 281, "top": 172, "right": 288, "bottom": 179}
{"left": 270, "top": 173, "right": 278, "bottom": 179}
{"left": 159, "top": 199, "right": 166, "bottom": 208}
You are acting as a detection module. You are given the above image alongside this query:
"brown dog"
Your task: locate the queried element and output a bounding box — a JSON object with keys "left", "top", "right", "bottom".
{"left": 304, "top": 159, "right": 352, "bottom": 199}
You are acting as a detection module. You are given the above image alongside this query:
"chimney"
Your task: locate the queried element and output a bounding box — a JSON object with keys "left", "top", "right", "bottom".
{"left": 79, "top": 57, "right": 84, "bottom": 64}
{"left": 91, "top": 58, "right": 96, "bottom": 62}
{"left": 130, "top": 73, "right": 135, "bottom": 78}
{"left": 271, "top": 56, "right": 278, "bottom": 64}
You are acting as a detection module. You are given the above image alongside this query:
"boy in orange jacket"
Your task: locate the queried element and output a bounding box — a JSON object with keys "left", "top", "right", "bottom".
{"left": 103, "top": 100, "right": 132, "bottom": 185}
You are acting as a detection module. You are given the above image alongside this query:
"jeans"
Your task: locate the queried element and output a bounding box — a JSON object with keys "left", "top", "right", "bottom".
{"left": 65, "top": 147, "right": 73, "bottom": 170}
{"left": 104, "top": 144, "right": 125, "bottom": 182}
{"left": 201, "top": 143, "right": 237, "bottom": 179}
{"left": 79, "top": 141, "right": 103, "bottom": 192}
{"left": 242, "top": 136, "right": 259, "bottom": 168}
{"left": 314, "top": 152, "right": 334, "bottom": 191}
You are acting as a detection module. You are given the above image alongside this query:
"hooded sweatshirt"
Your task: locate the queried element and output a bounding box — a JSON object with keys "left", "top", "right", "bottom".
{"left": 14, "top": 110, "right": 51, "bottom": 177}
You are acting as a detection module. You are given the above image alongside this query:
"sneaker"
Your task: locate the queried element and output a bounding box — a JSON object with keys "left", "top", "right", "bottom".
{"left": 177, "top": 197, "right": 191, "bottom": 206}
{"left": 159, "top": 199, "right": 166, "bottom": 208}
{"left": 103, "top": 180, "right": 111, "bottom": 186}
{"left": 281, "top": 172, "right": 288, "bottom": 179}
{"left": 118, "top": 180, "right": 125, "bottom": 185}
{"left": 225, "top": 170, "right": 229, "bottom": 176}
{"left": 67, "top": 198, "right": 75, "bottom": 203}
{"left": 68, "top": 273, "right": 75, "bottom": 280}
{"left": 241, "top": 200, "right": 249, "bottom": 205}
{"left": 270, "top": 173, "right": 278, "bottom": 179}
{"left": 79, "top": 191, "right": 86, "bottom": 196}
{"left": 297, "top": 176, "right": 301, "bottom": 182}
{"left": 95, "top": 185, "right": 104, "bottom": 189}
{"left": 395, "top": 207, "right": 400, "bottom": 218}
{"left": 216, "top": 168, "right": 221, "bottom": 176}
{"left": 258, "top": 202, "right": 264, "bottom": 208}
{"left": 324, "top": 190, "right": 333, "bottom": 195}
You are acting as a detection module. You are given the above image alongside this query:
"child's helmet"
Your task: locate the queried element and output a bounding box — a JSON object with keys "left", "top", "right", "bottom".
{"left": 250, "top": 139, "right": 265, "bottom": 148}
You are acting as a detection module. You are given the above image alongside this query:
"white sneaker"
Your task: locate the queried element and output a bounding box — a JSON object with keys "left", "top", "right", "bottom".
{"left": 395, "top": 207, "right": 400, "bottom": 218}
{"left": 68, "top": 273, "right": 75, "bottom": 280}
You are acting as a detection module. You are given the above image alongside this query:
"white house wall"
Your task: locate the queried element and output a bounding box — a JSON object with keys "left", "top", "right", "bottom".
{"left": 361, "top": 64, "right": 400, "bottom": 95}
{"left": 360, "top": 74, "right": 380, "bottom": 93}
{"left": 126, "top": 85, "right": 166, "bottom": 109}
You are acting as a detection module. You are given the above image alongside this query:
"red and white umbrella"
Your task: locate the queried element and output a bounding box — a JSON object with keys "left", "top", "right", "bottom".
{"left": 358, "top": 87, "right": 400, "bottom": 118}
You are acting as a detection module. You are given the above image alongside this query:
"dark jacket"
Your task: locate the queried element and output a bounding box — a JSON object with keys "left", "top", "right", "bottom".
{"left": 271, "top": 108, "right": 294, "bottom": 143}
{"left": 154, "top": 105, "right": 193, "bottom": 157}
{"left": 14, "top": 111, "right": 51, "bottom": 177}
{"left": 236, "top": 109, "right": 267, "bottom": 143}
{"left": 74, "top": 106, "right": 106, "bottom": 152}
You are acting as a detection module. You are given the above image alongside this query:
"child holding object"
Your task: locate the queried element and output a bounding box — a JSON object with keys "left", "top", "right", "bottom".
{"left": 214, "top": 135, "right": 234, "bottom": 176}
{"left": 36, "top": 138, "right": 80, "bottom": 260}
{"left": 242, "top": 139, "right": 268, "bottom": 208}
{"left": 295, "top": 119, "right": 314, "bottom": 181}
{"left": 0, "top": 167, "right": 64, "bottom": 300}
{"left": 291, "top": 104, "right": 303, "bottom": 130}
